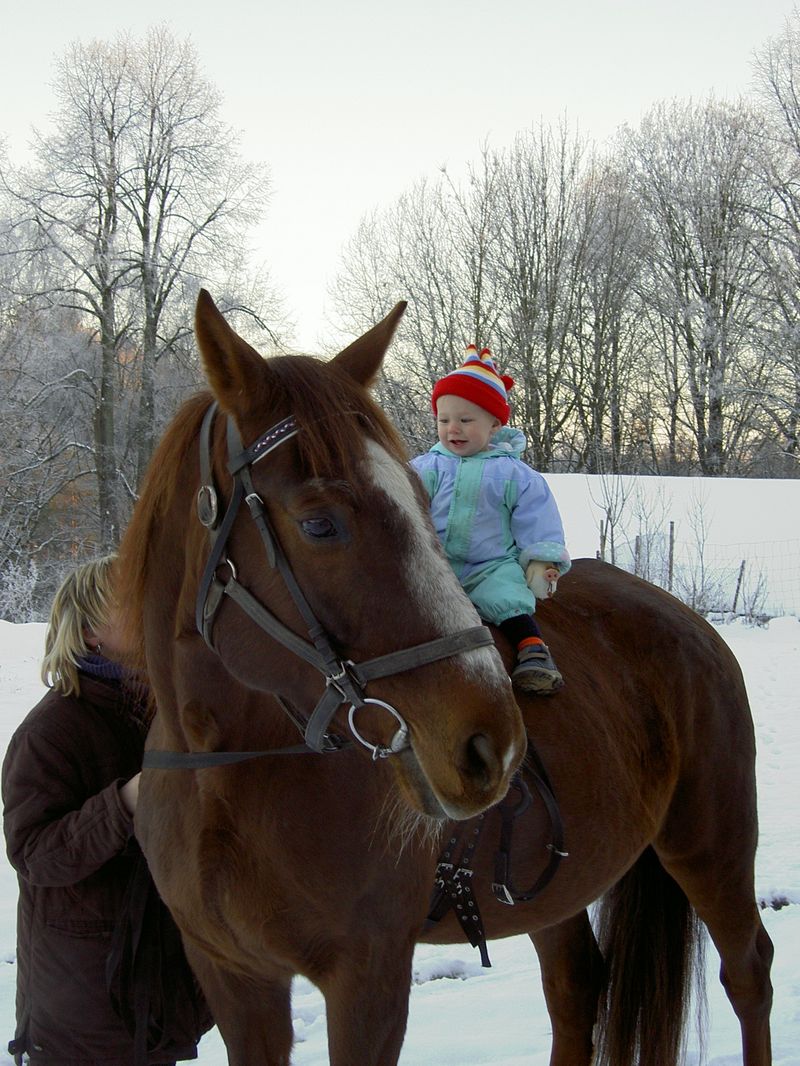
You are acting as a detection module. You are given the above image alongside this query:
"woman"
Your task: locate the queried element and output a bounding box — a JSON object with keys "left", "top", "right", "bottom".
{"left": 2, "top": 556, "right": 205, "bottom": 1065}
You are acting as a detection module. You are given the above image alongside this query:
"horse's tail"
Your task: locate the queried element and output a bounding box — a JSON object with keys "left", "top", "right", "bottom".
{"left": 594, "top": 846, "right": 705, "bottom": 1066}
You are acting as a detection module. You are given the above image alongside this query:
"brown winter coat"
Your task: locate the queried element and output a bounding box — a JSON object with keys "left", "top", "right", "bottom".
{"left": 2, "top": 674, "right": 202, "bottom": 1066}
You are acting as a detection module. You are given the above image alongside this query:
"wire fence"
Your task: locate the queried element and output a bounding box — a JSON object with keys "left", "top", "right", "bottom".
{"left": 602, "top": 529, "right": 800, "bottom": 621}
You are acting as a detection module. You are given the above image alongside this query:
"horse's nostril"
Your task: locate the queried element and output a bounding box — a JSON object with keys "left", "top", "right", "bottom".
{"left": 463, "top": 732, "right": 498, "bottom": 786}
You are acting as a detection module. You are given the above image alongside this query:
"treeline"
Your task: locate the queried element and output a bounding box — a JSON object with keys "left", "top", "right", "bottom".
{"left": 330, "top": 16, "right": 800, "bottom": 482}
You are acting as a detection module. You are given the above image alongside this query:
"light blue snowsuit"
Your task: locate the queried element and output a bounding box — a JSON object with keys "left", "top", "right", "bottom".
{"left": 411, "top": 428, "right": 571, "bottom": 625}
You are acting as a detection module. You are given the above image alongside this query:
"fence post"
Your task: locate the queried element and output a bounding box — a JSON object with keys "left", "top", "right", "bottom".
{"left": 668, "top": 521, "right": 675, "bottom": 592}
{"left": 732, "top": 559, "right": 746, "bottom": 614}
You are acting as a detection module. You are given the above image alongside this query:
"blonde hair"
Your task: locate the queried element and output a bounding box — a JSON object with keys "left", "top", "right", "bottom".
{"left": 41, "top": 555, "right": 118, "bottom": 697}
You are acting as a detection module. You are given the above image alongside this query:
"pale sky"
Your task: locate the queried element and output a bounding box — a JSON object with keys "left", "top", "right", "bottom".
{"left": 2, "top": 0, "right": 795, "bottom": 350}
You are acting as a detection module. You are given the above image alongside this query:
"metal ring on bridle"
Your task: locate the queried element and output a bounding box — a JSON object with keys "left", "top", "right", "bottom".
{"left": 347, "top": 699, "right": 410, "bottom": 760}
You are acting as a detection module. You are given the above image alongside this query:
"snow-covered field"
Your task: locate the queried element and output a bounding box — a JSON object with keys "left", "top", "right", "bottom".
{"left": 0, "top": 473, "right": 798, "bottom": 1063}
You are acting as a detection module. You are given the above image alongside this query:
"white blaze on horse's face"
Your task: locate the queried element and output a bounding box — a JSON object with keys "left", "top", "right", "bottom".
{"left": 362, "top": 440, "right": 508, "bottom": 689}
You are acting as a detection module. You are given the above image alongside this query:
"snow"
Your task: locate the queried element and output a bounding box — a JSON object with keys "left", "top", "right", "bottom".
{"left": 0, "top": 473, "right": 799, "bottom": 1064}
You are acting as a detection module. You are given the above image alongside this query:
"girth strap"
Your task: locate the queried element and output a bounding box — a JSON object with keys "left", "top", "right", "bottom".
{"left": 492, "top": 764, "right": 567, "bottom": 904}
{"left": 424, "top": 765, "right": 567, "bottom": 965}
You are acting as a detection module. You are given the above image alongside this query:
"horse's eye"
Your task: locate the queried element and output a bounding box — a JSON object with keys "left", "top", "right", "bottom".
{"left": 300, "top": 517, "right": 338, "bottom": 540}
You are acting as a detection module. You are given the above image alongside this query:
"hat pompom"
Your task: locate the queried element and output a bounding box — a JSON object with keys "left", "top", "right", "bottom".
{"left": 431, "top": 343, "right": 512, "bottom": 425}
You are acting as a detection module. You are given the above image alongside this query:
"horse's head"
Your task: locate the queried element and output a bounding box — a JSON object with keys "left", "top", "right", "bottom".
{"left": 126, "top": 291, "right": 526, "bottom": 821}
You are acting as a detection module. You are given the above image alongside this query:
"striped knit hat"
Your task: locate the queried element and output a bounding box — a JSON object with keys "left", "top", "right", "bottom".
{"left": 431, "top": 345, "right": 515, "bottom": 425}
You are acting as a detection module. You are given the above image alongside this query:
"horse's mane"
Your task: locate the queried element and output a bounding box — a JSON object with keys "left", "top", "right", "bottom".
{"left": 116, "top": 392, "right": 210, "bottom": 668}
{"left": 116, "top": 354, "right": 408, "bottom": 668}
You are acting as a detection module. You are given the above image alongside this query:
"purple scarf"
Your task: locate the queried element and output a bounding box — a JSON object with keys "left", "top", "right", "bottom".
{"left": 76, "top": 654, "right": 129, "bottom": 684}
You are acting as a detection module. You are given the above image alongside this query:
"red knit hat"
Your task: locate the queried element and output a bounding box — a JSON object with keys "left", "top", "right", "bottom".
{"left": 431, "top": 345, "right": 514, "bottom": 425}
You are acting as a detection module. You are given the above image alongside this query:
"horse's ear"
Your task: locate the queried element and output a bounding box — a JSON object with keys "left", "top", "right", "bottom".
{"left": 331, "top": 301, "right": 407, "bottom": 387}
{"left": 194, "top": 289, "right": 265, "bottom": 411}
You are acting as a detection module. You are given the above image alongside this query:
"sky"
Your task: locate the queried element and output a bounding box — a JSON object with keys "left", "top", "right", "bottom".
{"left": 2, "top": 0, "right": 796, "bottom": 349}
{"left": 0, "top": 472, "right": 798, "bottom": 1063}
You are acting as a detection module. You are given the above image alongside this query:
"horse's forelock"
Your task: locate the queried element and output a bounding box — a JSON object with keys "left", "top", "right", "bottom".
{"left": 257, "top": 355, "right": 408, "bottom": 482}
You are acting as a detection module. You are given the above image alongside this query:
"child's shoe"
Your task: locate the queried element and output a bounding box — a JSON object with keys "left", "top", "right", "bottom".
{"left": 512, "top": 641, "right": 564, "bottom": 695}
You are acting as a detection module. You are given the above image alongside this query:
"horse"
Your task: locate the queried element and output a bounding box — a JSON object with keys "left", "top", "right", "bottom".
{"left": 117, "top": 290, "right": 773, "bottom": 1066}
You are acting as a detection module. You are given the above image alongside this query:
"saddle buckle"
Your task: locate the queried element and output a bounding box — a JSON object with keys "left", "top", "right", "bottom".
{"left": 492, "top": 882, "right": 515, "bottom": 906}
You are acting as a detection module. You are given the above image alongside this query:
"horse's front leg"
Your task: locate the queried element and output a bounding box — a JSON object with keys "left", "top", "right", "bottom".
{"left": 185, "top": 944, "right": 294, "bottom": 1066}
{"left": 320, "top": 934, "right": 416, "bottom": 1066}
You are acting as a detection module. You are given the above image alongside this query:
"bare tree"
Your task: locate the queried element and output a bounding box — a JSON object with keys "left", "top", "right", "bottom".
{"left": 118, "top": 27, "right": 269, "bottom": 481}
{"left": 0, "top": 28, "right": 276, "bottom": 550}
{"left": 2, "top": 38, "right": 136, "bottom": 544}
{"left": 330, "top": 84, "right": 794, "bottom": 478}
{"left": 0, "top": 302, "right": 99, "bottom": 594}
{"left": 490, "top": 122, "right": 588, "bottom": 469}
{"left": 331, "top": 127, "right": 593, "bottom": 469}
{"left": 568, "top": 158, "right": 646, "bottom": 471}
{"left": 623, "top": 98, "right": 769, "bottom": 475}
{"left": 330, "top": 169, "right": 505, "bottom": 453}
{"left": 752, "top": 12, "right": 800, "bottom": 473}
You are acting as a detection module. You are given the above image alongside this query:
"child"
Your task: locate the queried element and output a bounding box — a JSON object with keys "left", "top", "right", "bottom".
{"left": 411, "top": 345, "right": 571, "bottom": 694}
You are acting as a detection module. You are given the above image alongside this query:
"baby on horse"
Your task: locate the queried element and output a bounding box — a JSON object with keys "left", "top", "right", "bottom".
{"left": 411, "top": 345, "right": 571, "bottom": 694}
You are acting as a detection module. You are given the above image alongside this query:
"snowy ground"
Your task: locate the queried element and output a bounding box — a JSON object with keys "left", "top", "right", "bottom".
{"left": 0, "top": 614, "right": 797, "bottom": 1065}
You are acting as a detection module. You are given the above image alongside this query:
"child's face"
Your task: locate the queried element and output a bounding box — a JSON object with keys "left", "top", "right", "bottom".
{"left": 436, "top": 394, "right": 501, "bottom": 457}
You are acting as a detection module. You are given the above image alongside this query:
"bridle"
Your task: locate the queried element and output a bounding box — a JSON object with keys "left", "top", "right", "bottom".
{"left": 143, "top": 402, "right": 496, "bottom": 769}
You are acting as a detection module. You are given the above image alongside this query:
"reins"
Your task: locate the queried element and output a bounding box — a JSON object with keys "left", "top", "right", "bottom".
{"left": 144, "top": 402, "right": 496, "bottom": 769}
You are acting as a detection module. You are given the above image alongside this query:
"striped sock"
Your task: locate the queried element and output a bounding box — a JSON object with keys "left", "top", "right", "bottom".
{"left": 518, "top": 636, "right": 544, "bottom": 652}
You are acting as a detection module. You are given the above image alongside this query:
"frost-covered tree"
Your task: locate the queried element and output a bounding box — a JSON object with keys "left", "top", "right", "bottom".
{"left": 116, "top": 27, "right": 270, "bottom": 481}
{"left": 330, "top": 78, "right": 795, "bottom": 475}
{"left": 0, "top": 27, "right": 277, "bottom": 549}
{"left": 330, "top": 165, "right": 505, "bottom": 455}
{"left": 490, "top": 123, "right": 587, "bottom": 470}
{"left": 568, "top": 161, "right": 646, "bottom": 472}
{"left": 752, "top": 12, "right": 800, "bottom": 473}
{"left": 0, "top": 299, "right": 98, "bottom": 596}
{"left": 330, "top": 127, "right": 592, "bottom": 469}
{"left": 623, "top": 98, "right": 770, "bottom": 475}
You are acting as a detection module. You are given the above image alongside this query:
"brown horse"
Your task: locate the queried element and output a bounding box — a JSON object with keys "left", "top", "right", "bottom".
{"left": 117, "top": 291, "right": 773, "bottom": 1066}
